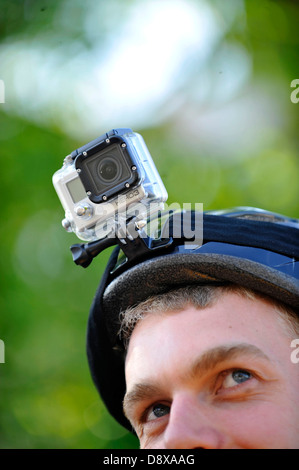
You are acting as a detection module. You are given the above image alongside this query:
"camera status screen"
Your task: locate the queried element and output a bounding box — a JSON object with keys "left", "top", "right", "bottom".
{"left": 67, "top": 177, "right": 87, "bottom": 204}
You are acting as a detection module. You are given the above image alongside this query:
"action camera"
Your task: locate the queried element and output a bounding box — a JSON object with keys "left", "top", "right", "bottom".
{"left": 53, "top": 128, "right": 168, "bottom": 242}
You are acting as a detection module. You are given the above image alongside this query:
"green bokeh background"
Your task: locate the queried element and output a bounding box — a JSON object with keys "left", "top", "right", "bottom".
{"left": 0, "top": 0, "right": 298, "bottom": 449}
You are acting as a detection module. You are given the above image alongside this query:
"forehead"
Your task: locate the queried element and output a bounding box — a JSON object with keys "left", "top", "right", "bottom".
{"left": 125, "top": 291, "right": 291, "bottom": 379}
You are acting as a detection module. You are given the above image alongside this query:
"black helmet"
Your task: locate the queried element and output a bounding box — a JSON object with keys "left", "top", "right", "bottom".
{"left": 86, "top": 207, "right": 299, "bottom": 431}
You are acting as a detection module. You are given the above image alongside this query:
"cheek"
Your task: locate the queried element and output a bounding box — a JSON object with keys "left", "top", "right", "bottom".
{"left": 219, "top": 402, "right": 295, "bottom": 448}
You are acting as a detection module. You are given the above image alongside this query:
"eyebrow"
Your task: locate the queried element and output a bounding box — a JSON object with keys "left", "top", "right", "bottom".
{"left": 123, "top": 383, "right": 163, "bottom": 420}
{"left": 189, "top": 343, "right": 270, "bottom": 379}
{"left": 123, "top": 343, "right": 271, "bottom": 421}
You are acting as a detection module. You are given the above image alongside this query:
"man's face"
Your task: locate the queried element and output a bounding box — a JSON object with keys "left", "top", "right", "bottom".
{"left": 124, "top": 291, "right": 299, "bottom": 448}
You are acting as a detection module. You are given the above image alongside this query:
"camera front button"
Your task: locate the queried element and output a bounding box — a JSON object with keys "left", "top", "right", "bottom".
{"left": 75, "top": 204, "right": 93, "bottom": 219}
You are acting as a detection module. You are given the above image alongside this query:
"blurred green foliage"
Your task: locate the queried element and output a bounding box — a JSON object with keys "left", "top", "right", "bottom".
{"left": 0, "top": 0, "right": 298, "bottom": 449}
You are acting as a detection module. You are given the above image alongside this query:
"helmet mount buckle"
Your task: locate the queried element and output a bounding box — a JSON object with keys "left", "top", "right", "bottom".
{"left": 69, "top": 216, "right": 174, "bottom": 268}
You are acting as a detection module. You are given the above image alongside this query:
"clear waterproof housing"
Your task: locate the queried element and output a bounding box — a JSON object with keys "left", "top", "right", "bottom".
{"left": 53, "top": 129, "right": 168, "bottom": 241}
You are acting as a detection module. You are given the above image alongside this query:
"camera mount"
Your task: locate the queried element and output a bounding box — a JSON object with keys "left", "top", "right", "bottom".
{"left": 70, "top": 217, "right": 173, "bottom": 268}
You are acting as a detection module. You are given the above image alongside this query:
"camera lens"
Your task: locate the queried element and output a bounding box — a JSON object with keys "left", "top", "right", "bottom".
{"left": 98, "top": 157, "right": 120, "bottom": 182}
{"left": 76, "top": 142, "right": 138, "bottom": 202}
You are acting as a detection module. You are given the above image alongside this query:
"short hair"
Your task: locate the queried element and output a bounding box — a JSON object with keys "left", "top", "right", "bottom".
{"left": 119, "top": 284, "right": 299, "bottom": 349}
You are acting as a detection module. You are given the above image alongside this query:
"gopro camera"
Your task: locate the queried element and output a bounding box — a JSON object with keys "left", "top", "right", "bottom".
{"left": 53, "top": 128, "right": 168, "bottom": 242}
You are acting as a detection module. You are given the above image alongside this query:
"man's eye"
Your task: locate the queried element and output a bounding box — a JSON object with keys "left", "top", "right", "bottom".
{"left": 147, "top": 403, "right": 170, "bottom": 421}
{"left": 222, "top": 369, "right": 252, "bottom": 389}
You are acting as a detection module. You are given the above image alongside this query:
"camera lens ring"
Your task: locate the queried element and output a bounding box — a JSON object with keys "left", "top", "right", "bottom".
{"left": 97, "top": 156, "right": 121, "bottom": 184}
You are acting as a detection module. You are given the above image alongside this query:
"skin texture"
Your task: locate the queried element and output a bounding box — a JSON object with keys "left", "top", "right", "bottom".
{"left": 124, "top": 292, "right": 299, "bottom": 449}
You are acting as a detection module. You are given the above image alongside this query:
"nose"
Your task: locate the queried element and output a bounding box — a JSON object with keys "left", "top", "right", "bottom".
{"left": 163, "top": 393, "right": 225, "bottom": 449}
